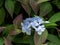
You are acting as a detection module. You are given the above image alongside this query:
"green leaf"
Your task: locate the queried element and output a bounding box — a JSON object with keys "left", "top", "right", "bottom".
{"left": 13, "top": 34, "right": 34, "bottom": 45}
{"left": 2, "top": 25, "right": 14, "bottom": 36}
{"left": 48, "top": 42, "right": 57, "bottom": 45}
{"left": 9, "top": 29, "right": 22, "bottom": 35}
{"left": 0, "top": 0, "right": 4, "bottom": 7}
{"left": 43, "top": 43, "right": 48, "bottom": 45}
{"left": 5, "top": 0, "right": 15, "bottom": 17}
{"left": 34, "top": 30, "right": 48, "bottom": 45}
{"left": 40, "top": 2, "right": 52, "bottom": 17}
{"left": 49, "top": 12, "right": 60, "bottom": 22}
{"left": 52, "top": 0, "right": 60, "bottom": 9}
{"left": 13, "top": 14, "right": 23, "bottom": 28}
{"left": 0, "top": 8, "right": 5, "bottom": 25}
{"left": 45, "top": 23, "right": 57, "bottom": 27}
{"left": 18, "top": 0, "right": 32, "bottom": 16}
{"left": 0, "top": 38, "right": 4, "bottom": 45}
{"left": 47, "top": 34, "right": 60, "bottom": 45}
{"left": 29, "top": 0, "right": 39, "bottom": 14}
{"left": 36, "top": 0, "right": 49, "bottom": 4}
{"left": 14, "top": 2, "right": 21, "bottom": 15}
{"left": 4, "top": 37, "right": 12, "bottom": 45}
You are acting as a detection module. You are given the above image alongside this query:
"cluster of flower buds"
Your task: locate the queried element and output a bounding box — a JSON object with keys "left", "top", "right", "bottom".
{"left": 21, "top": 16, "right": 49, "bottom": 35}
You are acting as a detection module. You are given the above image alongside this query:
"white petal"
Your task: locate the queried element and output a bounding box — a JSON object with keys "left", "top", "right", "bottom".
{"left": 38, "top": 20, "right": 44, "bottom": 24}
{"left": 33, "top": 21, "right": 39, "bottom": 26}
{"left": 41, "top": 25, "right": 45, "bottom": 28}
{"left": 27, "top": 24, "right": 31, "bottom": 28}
{"left": 40, "top": 28, "right": 45, "bottom": 32}
{"left": 32, "top": 25, "right": 37, "bottom": 30}
{"left": 21, "top": 23, "right": 23, "bottom": 26}
{"left": 36, "top": 26, "right": 41, "bottom": 31}
{"left": 26, "top": 30, "right": 31, "bottom": 35}
{"left": 22, "top": 26, "right": 26, "bottom": 33}
{"left": 37, "top": 31, "right": 42, "bottom": 35}
{"left": 28, "top": 28, "right": 31, "bottom": 31}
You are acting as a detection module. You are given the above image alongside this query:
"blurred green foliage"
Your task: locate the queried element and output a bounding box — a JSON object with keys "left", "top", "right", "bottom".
{"left": 0, "top": 0, "right": 60, "bottom": 45}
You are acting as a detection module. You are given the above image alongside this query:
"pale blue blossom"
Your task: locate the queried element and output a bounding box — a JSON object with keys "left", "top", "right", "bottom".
{"left": 21, "top": 16, "right": 49, "bottom": 35}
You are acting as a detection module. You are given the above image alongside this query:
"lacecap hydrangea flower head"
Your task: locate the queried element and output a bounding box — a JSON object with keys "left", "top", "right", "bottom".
{"left": 21, "top": 16, "right": 49, "bottom": 35}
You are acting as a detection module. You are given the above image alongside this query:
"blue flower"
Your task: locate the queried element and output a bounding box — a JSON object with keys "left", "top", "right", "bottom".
{"left": 21, "top": 16, "right": 49, "bottom": 35}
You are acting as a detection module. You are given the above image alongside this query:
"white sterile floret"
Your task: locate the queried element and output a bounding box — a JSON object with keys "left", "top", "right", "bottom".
{"left": 21, "top": 16, "right": 49, "bottom": 35}
{"left": 21, "top": 23, "right": 26, "bottom": 33}
{"left": 37, "top": 31, "right": 42, "bottom": 35}
{"left": 21, "top": 22, "right": 31, "bottom": 32}
{"left": 33, "top": 16, "right": 44, "bottom": 24}
{"left": 31, "top": 20, "right": 39, "bottom": 26}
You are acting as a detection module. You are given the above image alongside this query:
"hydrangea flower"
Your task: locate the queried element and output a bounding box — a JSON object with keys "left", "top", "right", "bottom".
{"left": 21, "top": 16, "right": 49, "bottom": 35}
